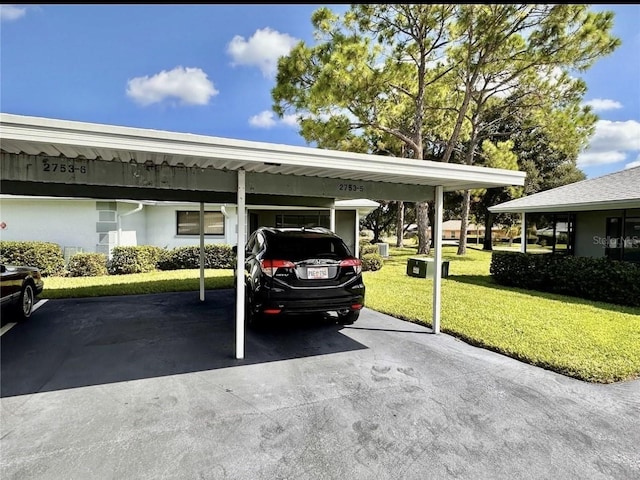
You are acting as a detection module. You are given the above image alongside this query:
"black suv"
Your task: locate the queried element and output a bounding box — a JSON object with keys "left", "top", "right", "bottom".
{"left": 242, "top": 227, "right": 365, "bottom": 326}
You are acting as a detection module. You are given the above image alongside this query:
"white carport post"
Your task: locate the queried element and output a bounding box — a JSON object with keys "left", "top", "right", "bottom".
{"left": 235, "top": 170, "right": 246, "bottom": 360}
{"left": 330, "top": 205, "right": 336, "bottom": 232}
{"left": 432, "top": 186, "right": 444, "bottom": 334}
{"left": 520, "top": 211, "right": 527, "bottom": 253}
{"left": 199, "top": 202, "right": 205, "bottom": 301}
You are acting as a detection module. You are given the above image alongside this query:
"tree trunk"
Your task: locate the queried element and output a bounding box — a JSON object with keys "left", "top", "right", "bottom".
{"left": 395, "top": 201, "right": 404, "bottom": 248}
{"left": 457, "top": 190, "right": 471, "bottom": 255}
{"left": 483, "top": 212, "right": 494, "bottom": 251}
{"left": 416, "top": 201, "right": 430, "bottom": 254}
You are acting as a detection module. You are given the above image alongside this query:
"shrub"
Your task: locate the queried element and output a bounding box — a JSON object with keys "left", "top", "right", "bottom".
{"left": 490, "top": 251, "right": 640, "bottom": 307}
{"left": 67, "top": 252, "right": 108, "bottom": 277}
{"left": 108, "top": 245, "right": 166, "bottom": 275}
{"left": 0, "top": 240, "right": 66, "bottom": 277}
{"left": 361, "top": 252, "right": 383, "bottom": 271}
{"left": 157, "top": 244, "right": 235, "bottom": 270}
{"left": 360, "top": 244, "right": 379, "bottom": 256}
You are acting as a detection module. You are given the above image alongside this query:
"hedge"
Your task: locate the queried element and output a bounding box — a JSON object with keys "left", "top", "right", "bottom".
{"left": 108, "top": 245, "right": 167, "bottom": 275}
{"left": 68, "top": 252, "right": 108, "bottom": 277}
{"left": 490, "top": 251, "right": 640, "bottom": 307}
{"left": 0, "top": 240, "right": 66, "bottom": 277}
{"left": 157, "top": 244, "right": 234, "bottom": 270}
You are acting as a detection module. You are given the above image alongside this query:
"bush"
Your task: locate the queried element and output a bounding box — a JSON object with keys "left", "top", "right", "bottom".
{"left": 108, "top": 245, "right": 166, "bottom": 275}
{"left": 0, "top": 240, "right": 66, "bottom": 277}
{"left": 67, "top": 253, "right": 108, "bottom": 277}
{"left": 360, "top": 244, "right": 379, "bottom": 256}
{"left": 361, "top": 253, "right": 383, "bottom": 272}
{"left": 490, "top": 251, "right": 640, "bottom": 307}
{"left": 157, "top": 244, "right": 235, "bottom": 270}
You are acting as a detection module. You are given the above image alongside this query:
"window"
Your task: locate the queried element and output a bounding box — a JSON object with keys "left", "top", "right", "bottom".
{"left": 176, "top": 211, "right": 224, "bottom": 236}
{"left": 623, "top": 217, "right": 640, "bottom": 262}
{"left": 275, "top": 212, "right": 330, "bottom": 229}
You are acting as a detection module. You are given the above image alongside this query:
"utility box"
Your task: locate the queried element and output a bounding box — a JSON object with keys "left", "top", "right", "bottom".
{"left": 406, "top": 257, "right": 450, "bottom": 279}
{"left": 376, "top": 242, "right": 389, "bottom": 258}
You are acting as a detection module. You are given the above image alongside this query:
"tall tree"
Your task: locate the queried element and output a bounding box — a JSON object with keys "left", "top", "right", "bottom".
{"left": 271, "top": 5, "right": 620, "bottom": 254}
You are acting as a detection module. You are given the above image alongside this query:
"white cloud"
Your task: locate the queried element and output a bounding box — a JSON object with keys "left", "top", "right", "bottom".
{"left": 227, "top": 28, "right": 299, "bottom": 78}
{"left": 126, "top": 67, "right": 218, "bottom": 106}
{"left": 625, "top": 155, "right": 640, "bottom": 170}
{"left": 578, "top": 120, "right": 640, "bottom": 167}
{"left": 248, "top": 110, "right": 298, "bottom": 129}
{"left": 584, "top": 98, "right": 623, "bottom": 112}
{"left": 0, "top": 5, "right": 26, "bottom": 21}
{"left": 249, "top": 111, "right": 277, "bottom": 128}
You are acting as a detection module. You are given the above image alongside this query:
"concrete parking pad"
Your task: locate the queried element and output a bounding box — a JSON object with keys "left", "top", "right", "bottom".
{"left": 1, "top": 290, "right": 639, "bottom": 479}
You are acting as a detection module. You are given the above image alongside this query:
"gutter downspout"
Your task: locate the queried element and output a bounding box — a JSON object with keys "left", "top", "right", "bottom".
{"left": 116, "top": 202, "right": 144, "bottom": 252}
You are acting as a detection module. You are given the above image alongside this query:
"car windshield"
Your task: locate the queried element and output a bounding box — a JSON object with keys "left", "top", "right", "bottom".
{"left": 266, "top": 234, "right": 350, "bottom": 261}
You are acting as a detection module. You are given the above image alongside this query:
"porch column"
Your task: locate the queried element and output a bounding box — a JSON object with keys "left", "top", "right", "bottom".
{"left": 235, "top": 170, "right": 246, "bottom": 360}
{"left": 520, "top": 211, "right": 527, "bottom": 253}
{"left": 199, "top": 202, "right": 205, "bottom": 301}
{"left": 432, "top": 186, "right": 443, "bottom": 334}
{"left": 329, "top": 205, "right": 336, "bottom": 232}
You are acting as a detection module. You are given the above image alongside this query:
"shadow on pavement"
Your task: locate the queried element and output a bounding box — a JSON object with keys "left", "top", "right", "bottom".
{"left": 0, "top": 289, "right": 367, "bottom": 398}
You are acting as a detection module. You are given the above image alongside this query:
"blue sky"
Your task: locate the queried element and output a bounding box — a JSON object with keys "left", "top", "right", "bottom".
{"left": 1, "top": 4, "right": 638, "bottom": 180}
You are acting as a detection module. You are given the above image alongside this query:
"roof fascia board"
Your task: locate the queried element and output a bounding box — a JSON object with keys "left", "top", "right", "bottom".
{"left": 1, "top": 113, "right": 526, "bottom": 189}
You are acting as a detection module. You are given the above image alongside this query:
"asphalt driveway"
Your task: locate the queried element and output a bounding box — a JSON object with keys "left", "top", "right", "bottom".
{"left": 1, "top": 290, "right": 639, "bottom": 480}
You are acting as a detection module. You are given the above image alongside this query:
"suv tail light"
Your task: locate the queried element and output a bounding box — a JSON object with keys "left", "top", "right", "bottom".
{"left": 339, "top": 258, "right": 362, "bottom": 275}
{"left": 260, "top": 259, "right": 295, "bottom": 277}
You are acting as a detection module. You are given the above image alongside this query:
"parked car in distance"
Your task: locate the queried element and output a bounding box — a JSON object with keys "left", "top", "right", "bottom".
{"left": 242, "top": 226, "right": 365, "bottom": 326}
{"left": 0, "top": 264, "right": 44, "bottom": 322}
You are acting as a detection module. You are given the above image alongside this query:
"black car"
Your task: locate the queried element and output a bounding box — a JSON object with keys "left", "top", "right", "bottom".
{"left": 242, "top": 227, "right": 365, "bottom": 326}
{"left": 1, "top": 264, "right": 45, "bottom": 322}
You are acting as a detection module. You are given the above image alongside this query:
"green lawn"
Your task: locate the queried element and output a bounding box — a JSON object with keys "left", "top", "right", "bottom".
{"left": 364, "top": 246, "right": 640, "bottom": 384}
{"left": 39, "top": 247, "right": 640, "bottom": 383}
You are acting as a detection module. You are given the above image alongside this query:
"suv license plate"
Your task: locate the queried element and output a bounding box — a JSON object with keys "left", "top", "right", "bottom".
{"left": 307, "top": 267, "right": 329, "bottom": 279}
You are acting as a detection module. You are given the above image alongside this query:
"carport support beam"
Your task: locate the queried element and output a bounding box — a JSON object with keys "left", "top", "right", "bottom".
{"left": 432, "top": 185, "right": 443, "bottom": 334}
{"left": 521, "top": 211, "right": 527, "bottom": 253}
{"left": 235, "top": 170, "right": 246, "bottom": 360}
{"left": 199, "top": 202, "right": 205, "bottom": 301}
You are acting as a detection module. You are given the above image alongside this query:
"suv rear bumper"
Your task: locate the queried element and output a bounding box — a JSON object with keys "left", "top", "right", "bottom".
{"left": 253, "top": 285, "right": 365, "bottom": 315}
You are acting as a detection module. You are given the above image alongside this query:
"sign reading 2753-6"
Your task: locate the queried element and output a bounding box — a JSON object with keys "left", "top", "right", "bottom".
{"left": 338, "top": 183, "right": 364, "bottom": 193}
{"left": 41, "top": 158, "right": 88, "bottom": 174}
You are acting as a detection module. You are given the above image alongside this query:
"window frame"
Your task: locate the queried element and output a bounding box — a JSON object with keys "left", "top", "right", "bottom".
{"left": 176, "top": 210, "right": 225, "bottom": 236}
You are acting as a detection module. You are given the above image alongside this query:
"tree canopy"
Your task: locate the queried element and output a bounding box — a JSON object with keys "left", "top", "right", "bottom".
{"left": 272, "top": 4, "right": 620, "bottom": 253}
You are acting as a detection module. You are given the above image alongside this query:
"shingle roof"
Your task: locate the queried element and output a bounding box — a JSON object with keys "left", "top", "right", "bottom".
{"left": 489, "top": 166, "right": 640, "bottom": 213}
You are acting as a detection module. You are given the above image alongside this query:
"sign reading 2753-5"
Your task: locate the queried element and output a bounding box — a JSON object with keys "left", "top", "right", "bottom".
{"left": 41, "top": 158, "right": 87, "bottom": 174}
{"left": 338, "top": 183, "right": 364, "bottom": 193}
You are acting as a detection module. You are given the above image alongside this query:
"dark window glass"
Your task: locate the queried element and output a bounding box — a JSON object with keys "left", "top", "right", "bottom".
{"left": 265, "top": 234, "right": 349, "bottom": 261}
{"left": 605, "top": 217, "right": 623, "bottom": 260}
{"left": 275, "top": 213, "right": 330, "bottom": 229}
{"left": 623, "top": 217, "right": 640, "bottom": 262}
{"left": 177, "top": 211, "right": 224, "bottom": 236}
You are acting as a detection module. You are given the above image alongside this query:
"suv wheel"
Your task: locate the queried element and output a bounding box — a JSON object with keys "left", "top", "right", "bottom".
{"left": 337, "top": 310, "right": 359, "bottom": 325}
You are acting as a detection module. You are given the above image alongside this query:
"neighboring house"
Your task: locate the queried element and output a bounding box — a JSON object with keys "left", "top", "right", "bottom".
{"left": 0, "top": 195, "right": 379, "bottom": 261}
{"left": 406, "top": 220, "right": 505, "bottom": 242}
{"left": 489, "top": 166, "right": 640, "bottom": 262}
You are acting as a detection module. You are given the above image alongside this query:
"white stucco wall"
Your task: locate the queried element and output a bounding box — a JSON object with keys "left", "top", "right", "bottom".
{"left": 0, "top": 197, "right": 99, "bottom": 254}
{"left": 144, "top": 203, "right": 235, "bottom": 249}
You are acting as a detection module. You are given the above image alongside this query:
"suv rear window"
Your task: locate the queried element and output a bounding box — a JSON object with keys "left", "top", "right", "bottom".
{"left": 265, "top": 233, "right": 351, "bottom": 261}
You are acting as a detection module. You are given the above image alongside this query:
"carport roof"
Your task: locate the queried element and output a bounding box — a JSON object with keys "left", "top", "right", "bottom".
{"left": 0, "top": 113, "right": 525, "bottom": 192}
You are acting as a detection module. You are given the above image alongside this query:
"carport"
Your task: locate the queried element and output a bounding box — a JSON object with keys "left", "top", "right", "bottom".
{"left": 0, "top": 112, "right": 526, "bottom": 359}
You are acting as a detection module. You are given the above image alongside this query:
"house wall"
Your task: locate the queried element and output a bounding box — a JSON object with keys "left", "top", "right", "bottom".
{"left": 574, "top": 209, "right": 633, "bottom": 258}
{"left": 145, "top": 204, "right": 233, "bottom": 249}
{"left": 0, "top": 198, "right": 100, "bottom": 255}
{"left": 336, "top": 210, "right": 356, "bottom": 256}
{"left": 1, "top": 197, "right": 370, "bottom": 257}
